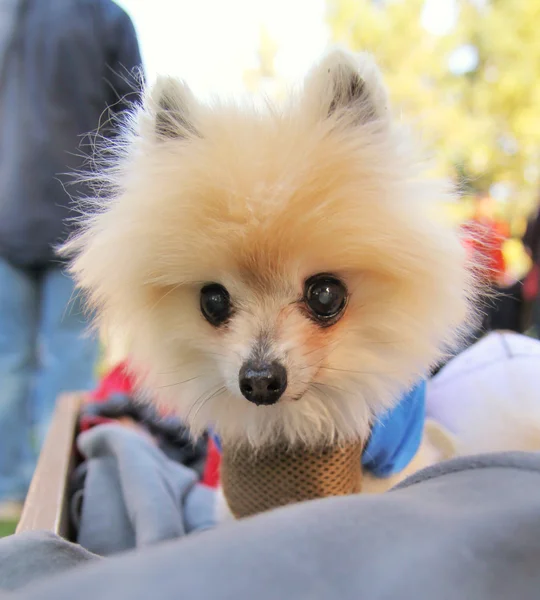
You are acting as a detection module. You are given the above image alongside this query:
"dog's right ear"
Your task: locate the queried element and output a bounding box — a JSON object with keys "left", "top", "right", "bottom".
{"left": 304, "top": 49, "right": 390, "bottom": 127}
{"left": 145, "top": 76, "right": 200, "bottom": 141}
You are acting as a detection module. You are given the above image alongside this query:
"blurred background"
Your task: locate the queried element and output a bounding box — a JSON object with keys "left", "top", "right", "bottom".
{"left": 118, "top": 0, "right": 539, "bottom": 256}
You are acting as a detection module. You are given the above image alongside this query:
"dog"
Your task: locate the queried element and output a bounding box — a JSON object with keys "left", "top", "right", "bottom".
{"left": 62, "top": 49, "right": 476, "bottom": 497}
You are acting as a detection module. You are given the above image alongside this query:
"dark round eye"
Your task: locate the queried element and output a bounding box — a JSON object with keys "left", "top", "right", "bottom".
{"left": 200, "top": 283, "right": 232, "bottom": 327}
{"left": 304, "top": 274, "right": 347, "bottom": 324}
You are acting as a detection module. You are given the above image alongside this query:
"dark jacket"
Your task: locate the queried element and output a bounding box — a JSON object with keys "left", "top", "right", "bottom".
{"left": 524, "top": 207, "right": 540, "bottom": 266}
{"left": 0, "top": 0, "right": 143, "bottom": 268}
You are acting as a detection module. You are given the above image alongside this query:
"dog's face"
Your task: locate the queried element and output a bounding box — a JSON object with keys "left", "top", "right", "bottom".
{"left": 65, "top": 50, "right": 474, "bottom": 448}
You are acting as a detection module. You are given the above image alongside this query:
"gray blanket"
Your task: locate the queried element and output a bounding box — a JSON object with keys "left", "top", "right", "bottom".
{"left": 1, "top": 451, "right": 540, "bottom": 598}
{"left": 73, "top": 424, "right": 216, "bottom": 555}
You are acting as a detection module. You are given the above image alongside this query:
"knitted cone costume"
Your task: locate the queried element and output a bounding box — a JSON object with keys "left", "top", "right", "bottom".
{"left": 220, "top": 439, "right": 364, "bottom": 518}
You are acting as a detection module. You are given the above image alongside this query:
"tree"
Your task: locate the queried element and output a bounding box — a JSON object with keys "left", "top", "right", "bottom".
{"left": 327, "top": 0, "right": 540, "bottom": 226}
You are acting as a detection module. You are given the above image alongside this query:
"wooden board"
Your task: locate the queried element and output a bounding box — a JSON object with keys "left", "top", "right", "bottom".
{"left": 16, "top": 393, "right": 84, "bottom": 537}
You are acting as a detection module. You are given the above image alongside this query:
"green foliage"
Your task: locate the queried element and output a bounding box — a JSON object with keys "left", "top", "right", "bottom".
{"left": 0, "top": 520, "right": 17, "bottom": 538}
{"left": 327, "top": 0, "right": 540, "bottom": 220}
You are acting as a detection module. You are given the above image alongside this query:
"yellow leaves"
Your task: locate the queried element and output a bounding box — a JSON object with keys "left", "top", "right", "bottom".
{"left": 503, "top": 237, "right": 532, "bottom": 280}
{"left": 470, "top": 146, "right": 492, "bottom": 173}
{"left": 327, "top": 0, "right": 540, "bottom": 216}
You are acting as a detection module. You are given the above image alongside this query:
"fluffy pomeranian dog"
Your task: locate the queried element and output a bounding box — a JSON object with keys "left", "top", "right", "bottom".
{"left": 63, "top": 49, "right": 475, "bottom": 455}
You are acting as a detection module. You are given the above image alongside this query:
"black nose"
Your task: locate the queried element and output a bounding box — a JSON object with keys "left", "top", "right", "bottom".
{"left": 239, "top": 360, "right": 287, "bottom": 406}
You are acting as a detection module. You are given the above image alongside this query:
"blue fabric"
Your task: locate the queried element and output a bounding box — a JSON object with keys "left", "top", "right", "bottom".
{"left": 361, "top": 380, "right": 426, "bottom": 477}
{"left": 211, "top": 380, "right": 426, "bottom": 479}
{"left": 0, "top": 258, "right": 99, "bottom": 501}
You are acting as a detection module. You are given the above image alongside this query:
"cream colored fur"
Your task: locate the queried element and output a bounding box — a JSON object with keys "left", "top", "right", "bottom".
{"left": 62, "top": 49, "right": 476, "bottom": 451}
{"left": 362, "top": 419, "right": 458, "bottom": 493}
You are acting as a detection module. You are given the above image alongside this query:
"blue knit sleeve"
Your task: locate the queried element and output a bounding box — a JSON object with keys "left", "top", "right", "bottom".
{"left": 361, "top": 380, "right": 426, "bottom": 478}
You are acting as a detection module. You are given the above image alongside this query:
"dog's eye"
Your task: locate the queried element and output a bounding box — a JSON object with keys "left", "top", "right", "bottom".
{"left": 200, "top": 283, "right": 232, "bottom": 327}
{"left": 304, "top": 274, "right": 347, "bottom": 324}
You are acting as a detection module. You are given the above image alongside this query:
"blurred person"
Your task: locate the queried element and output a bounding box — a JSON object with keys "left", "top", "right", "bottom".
{"left": 460, "top": 192, "right": 524, "bottom": 334}
{"left": 523, "top": 204, "right": 540, "bottom": 336}
{"left": 0, "top": 0, "right": 143, "bottom": 518}
{"left": 462, "top": 193, "right": 508, "bottom": 288}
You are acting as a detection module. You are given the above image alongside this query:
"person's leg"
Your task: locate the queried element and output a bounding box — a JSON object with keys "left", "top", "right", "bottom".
{"left": 33, "top": 267, "right": 99, "bottom": 450}
{"left": 530, "top": 293, "right": 540, "bottom": 338}
{"left": 0, "top": 258, "right": 39, "bottom": 504}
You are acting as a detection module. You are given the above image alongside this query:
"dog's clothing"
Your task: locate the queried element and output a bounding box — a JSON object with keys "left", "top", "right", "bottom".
{"left": 211, "top": 380, "right": 426, "bottom": 514}
{"left": 362, "top": 379, "right": 426, "bottom": 477}
{"left": 212, "top": 380, "right": 426, "bottom": 477}
{"left": 220, "top": 439, "right": 364, "bottom": 518}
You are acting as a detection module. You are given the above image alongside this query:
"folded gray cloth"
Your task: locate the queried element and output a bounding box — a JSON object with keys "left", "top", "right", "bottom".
{"left": 2, "top": 451, "right": 540, "bottom": 599}
{"left": 74, "top": 424, "right": 216, "bottom": 555}
{"left": 0, "top": 531, "right": 97, "bottom": 591}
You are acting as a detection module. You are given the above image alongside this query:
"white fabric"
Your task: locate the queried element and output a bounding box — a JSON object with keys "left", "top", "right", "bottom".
{"left": 426, "top": 332, "right": 540, "bottom": 454}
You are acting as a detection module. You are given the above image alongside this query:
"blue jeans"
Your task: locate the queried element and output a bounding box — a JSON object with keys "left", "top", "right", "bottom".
{"left": 0, "top": 258, "right": 98, "bottom": 502}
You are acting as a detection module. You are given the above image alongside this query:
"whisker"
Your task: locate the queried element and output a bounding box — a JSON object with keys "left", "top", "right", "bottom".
{"left": 157, "top": 373, "right": 207, "bottom": 389}
{"left": 298, "top": 357, "right": 326, "bottom": 372}
{"left": 312, "top": 381, "right": 348, "bottom": 394}
{"left": 156, "top": 350, "right": 239, "bottom": 376}
{"left": 300, "top": 335, "right": 345, "bottom": 359}
{"left": 309, "top": 382, "right": 333, "bottom": 402}
{"left": 204, "top": 349, "right": 243, "bottom": 361}
{"left": 147, "top": 282, "right": 185, "bottom": 316}
{"left": 318, "top": 366, "right": 397, "bottom": 376}
{"left": 185, "top": 383, "right": 224, "bottom": 422}
{"left": 192, "top": 386, "right": 227, "bottom": 421}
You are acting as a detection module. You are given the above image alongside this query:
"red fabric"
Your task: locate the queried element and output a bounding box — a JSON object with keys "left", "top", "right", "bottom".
{"left": 85, "top": 360, "right": 222, "bottom": 487}
{"left": 91, "top": 361, "right": 137, "bottom": 401}
{"left": 461, "top": 219, "right": 506, "bottom": 283}
{"left": 79, "top": 414, "right": 111, "bottom": 432}
{"left": 201, "top": 437, "right": 221, "bottom": 488}
{"left": 79, "top": 361, "right": 138, "bottom": 432}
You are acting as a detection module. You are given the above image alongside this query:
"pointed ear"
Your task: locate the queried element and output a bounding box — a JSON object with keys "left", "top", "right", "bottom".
{"left": 145, "top": 76, "right": 200, "bottom": 141}
{"left": 305, "top": 49, "right": 390, "bottom": 125}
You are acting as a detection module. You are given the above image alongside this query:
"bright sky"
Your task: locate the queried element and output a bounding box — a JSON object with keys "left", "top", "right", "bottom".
{"left": 116, "top": 0, "right": 328, "bottom": 98}
{"left": 116, "top": 0, "right": 455, "bottom": 97}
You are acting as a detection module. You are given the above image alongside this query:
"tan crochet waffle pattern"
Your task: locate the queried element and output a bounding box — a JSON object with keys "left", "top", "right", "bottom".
{"left": 221, "top": 439, "right": 364, "bottom": 518}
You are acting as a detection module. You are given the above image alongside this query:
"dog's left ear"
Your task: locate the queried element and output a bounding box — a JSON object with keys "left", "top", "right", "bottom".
{"left": 143, "top": 76, "right": 200, "bottom": 141}
{"left": 305, "top": 49, "right": 390, "bottom": 126}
